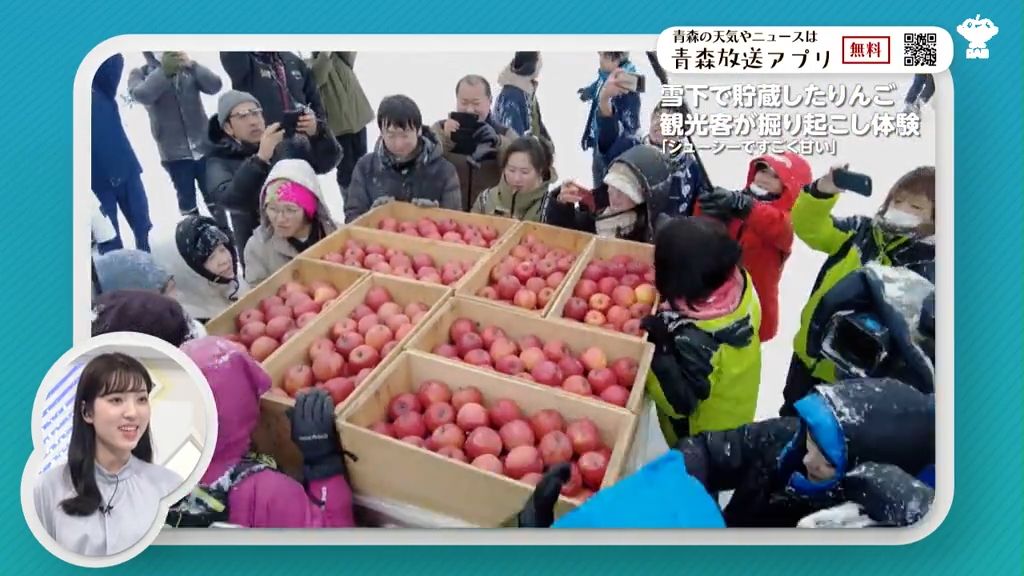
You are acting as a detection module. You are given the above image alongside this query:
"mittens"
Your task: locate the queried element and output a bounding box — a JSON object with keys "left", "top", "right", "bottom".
{"left": 517, "top": 463, "right": 571, "bottom": 527}
{"left": 288, "top": 389, "right": 346, "bottom": 481}
{"left": 371, "top": 196, "right": 395, "bottom": 209}
{"left": 411, "top": 198, "right": 439, "bottom": 208}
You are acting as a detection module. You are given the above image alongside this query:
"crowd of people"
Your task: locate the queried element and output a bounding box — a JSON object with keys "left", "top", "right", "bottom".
{"left": 89, "top": 50, "right": 937, "bottom": 529}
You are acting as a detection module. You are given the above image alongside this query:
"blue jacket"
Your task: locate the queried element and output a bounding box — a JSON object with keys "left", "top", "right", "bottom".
{"left": 494, "top": 85, "right": 530, "bottom": 137}
{"left": 578, "top": 62, "right": 640, "bottom": 151}
{"left": 92, "top": 54, "right": 142, "bottom": 190}
{"left": 596, "top": 114, "right": 704, "bottom": 218}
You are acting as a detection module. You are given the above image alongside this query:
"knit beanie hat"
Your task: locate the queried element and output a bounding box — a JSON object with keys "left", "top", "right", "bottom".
{"left": 218, "top": 90, "right": 260, "bottom": 126}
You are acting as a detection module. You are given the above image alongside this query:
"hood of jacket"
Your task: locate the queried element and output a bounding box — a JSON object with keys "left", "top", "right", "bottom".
{"left": 745, "top": 151, "right": 813, "bottom": 211}
{"left": 497, "top": 64, "right": 538, "bottom": 96}
{"left": 93, "top": 55, "right": 123, "bottom": 99}
{"left": 94, "top": 249, "right": 172, "bottom": 295}
{"left": 182, "top": 337, "right": 272, "bottom": 484}
{"left": 257, "top": 159, "right": 336, "bottom": 231}
{"left": 782, "top": 378, "right": 934, "bottom": 495}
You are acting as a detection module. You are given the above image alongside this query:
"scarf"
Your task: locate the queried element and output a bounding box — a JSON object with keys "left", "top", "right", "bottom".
{"left": 671, "top": 268, "right": 744, "bottom": 320}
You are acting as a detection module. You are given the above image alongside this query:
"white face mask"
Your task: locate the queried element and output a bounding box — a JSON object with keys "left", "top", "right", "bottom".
{"left": 748, "top": 183, "right": 773, "bottom": 198}
{"left": 881, "top": 208, "right": 923, "bottom": 231}
{"left": 595, "top": 208, "right": 638, "bottom": 238}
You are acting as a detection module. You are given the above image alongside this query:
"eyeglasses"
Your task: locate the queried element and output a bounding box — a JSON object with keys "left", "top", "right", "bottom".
{"left": 266, "top": 204, "right": 303, "bottom": 219}
{"left": 231, "top": 108, "right": 263, "bottom": 120}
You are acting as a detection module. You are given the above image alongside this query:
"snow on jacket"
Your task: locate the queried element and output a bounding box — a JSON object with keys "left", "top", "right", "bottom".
{"left": 93, "top": 249, "right": 172, "bottom": 297}
{"left": 243, "top": 159, "right": 338, "bottom": 285}
{"left": 344, "top": 129, "right": 461, "bottom": 222}
{"left": 152, "top": 224, "right": 249, "bottom": 322}
{"left": 127, "top": 52, "right": 222, "bottom": 162}
{"left": 92, "top": 54, "right": 142, "bottom": 190}
{"left": 182, "top": 337, "right": 355, "bottom": 527}
{"left": 219, "top": 52, "right": 326, "bottom": 125}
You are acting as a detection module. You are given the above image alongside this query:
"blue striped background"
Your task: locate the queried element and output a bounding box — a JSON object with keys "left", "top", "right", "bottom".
{"left": 0, "top": 0, "right": 1020, "bottom": 573}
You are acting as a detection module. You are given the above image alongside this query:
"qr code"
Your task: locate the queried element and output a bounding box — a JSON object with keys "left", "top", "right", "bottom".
{"left": 904, "top": 32, "right": 937, "bottom": 66}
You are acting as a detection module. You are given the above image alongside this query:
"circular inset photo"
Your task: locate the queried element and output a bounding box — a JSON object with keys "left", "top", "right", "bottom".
{"left": 21, "top": 332, "right": 217, "bottom": 567}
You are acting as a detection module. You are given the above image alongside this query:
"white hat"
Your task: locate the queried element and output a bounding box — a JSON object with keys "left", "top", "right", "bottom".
{"left": 603, "top": 163, "right": 643, "bottom": 204}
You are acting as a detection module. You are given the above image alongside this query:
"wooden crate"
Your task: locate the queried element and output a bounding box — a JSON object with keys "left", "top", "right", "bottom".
{"left": 455, "top": 221, "right": 595, "bottom": 317}
{"left": 338, "top": 350, "right": 637, "bottom": 527}
{"left": 204, "top": 259, "right": 367, "bottom": 363}
{"left": 546, "top": 236, "right": 659, "bottom": 340}
{"left": 298, "top": 226, "right": 489, "bottom": 291}
{"left": 406, "top": 296, "right": 654, "bottom": 414}
{"left": 250, "top": 274, "right": 452, "bottom": 478}
{"left": 349, "top": 202, "right": 521, "bottom": 249}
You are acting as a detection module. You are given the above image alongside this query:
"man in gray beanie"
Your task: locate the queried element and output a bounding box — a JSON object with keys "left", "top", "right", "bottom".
{"left": 203, "top": 90, "right": 341, "bottom": 268}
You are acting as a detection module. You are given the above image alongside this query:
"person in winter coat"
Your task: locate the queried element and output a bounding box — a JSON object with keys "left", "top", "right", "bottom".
{"left": 597, "top": 98, "right": 707, "bottom": 220}
{"left": 783, "top": 165, "right": 935, "bottom": 416}
{"left": 432, "top": 75, "right": 518, "bottom": 211}
{"left": 172, "top": 337, "right": 355, "bottom": 528}
{"left": 127, "top": 52, "right": 227, "bottom": 227}
{"left": 678, "top": 378, "right": 935, "bottom": 527}
{"left": 547, "top": 145, "right": 675, "bottom": 244}
{"left": 153, "top": 215, "right": 248, "bottom": 323}
{"left": 696, "top": 152, "right": 813, "bottom": 342}
{"left": 493, "top": 52, "right": 551, "bottom": 144}
{"left": 642, "top": 216, "right": 761, "bottom": 444}
{"left": 205, "top": 90, "right": 341, "bottom": 264}
{"left": 309, "top": 52, "right": 374, "bottom": 194}
{"left": 578, "top": 52, "right": 641, "bottom": 188}
{"left": 92, "top": 249, "right": 176, "bottom": 300}
{"left": 219, "top": 52, "right": 326, "bottom": 124}
{"left": 244, "top": 159, "right": 338, "bottom": 285}
{"left": 92, "top": 290, "right": 202, "bottom": 347}
{"left": 472, "top": 136, "right": 558, "bottom": 221}
{"left": 345, "top": 95, "right": 461, "bottom": 222}
{"left": 92, "top": 54, "right": 152, "bottom": 254}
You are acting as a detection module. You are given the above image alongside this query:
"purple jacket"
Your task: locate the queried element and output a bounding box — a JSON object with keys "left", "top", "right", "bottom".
{"left": 183, "top": 337, "right": 354, "bottom": 527}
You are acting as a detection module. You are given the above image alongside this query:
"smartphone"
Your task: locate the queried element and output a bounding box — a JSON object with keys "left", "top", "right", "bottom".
{"left": 619, "top": 72, "right": 646, "bottom": 93}
{"left": 832, "top": 168, "right": 873, "bottom": 196}
{"left": 449, "top": 112, "right": 482, "bottom": 154}
{"left": 281, "top": 109, "right": 303, "bottom": 137}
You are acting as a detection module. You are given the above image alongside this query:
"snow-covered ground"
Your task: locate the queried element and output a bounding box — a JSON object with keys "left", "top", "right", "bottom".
{"left": 107, "top": 50, "right": 936, "bottom": 420}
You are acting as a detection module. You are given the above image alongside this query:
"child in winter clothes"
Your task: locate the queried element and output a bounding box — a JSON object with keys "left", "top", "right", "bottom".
{"left": 173, "top": 337, "right": 355, "bottom": 528}
{"left": 92, "top": 290, "right": 203, "bottom": 346}
{"left": 472, "top": 136, "right": 558, "bottom": 222}
{"left": 578, "top": 52, "right": 641, "bottom": 188}
{"left": 678, "top": 378, "right": 935, "bottom": 527}
{"left": 782, "top": 165, "right": 935, "bottom": 415}
{"left": 243, "top": 159, "right": 338, "bottom": 285}
{"left": 697, "top": 152, "right": 813, "bottom": 342}
{"left": 345, "top": 95, "right": 462, "bottom": 221}
{"left": 641, "top": 216, "right": 762, "bottom": 444}
{"left": 154, "top": 215, "right": 248, "bottom": 323}
{"left": 92, "top": 249, "right": 177, "bottom": 300}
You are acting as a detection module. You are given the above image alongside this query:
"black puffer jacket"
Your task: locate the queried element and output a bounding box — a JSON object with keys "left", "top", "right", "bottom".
{"left": 679, "top": 378, "right": 934, "bottom": 527}
{"left": 219, "top": 52, "right": 326, "bottom": 125}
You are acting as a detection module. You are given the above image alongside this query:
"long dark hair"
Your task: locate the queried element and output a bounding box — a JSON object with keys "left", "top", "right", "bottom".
{"left": 60, "top": 353, "right": 155, "bottom": 516}
{"left": 501, "top": 136, "right": 554, "bottom": 182}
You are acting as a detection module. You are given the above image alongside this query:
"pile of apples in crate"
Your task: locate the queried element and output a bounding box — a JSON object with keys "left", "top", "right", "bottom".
{"left": 475, "top": 235, "right": 577, "bottom": 311}
{"left": 321, "top": 239, "right": 474, "bottom": 286}
{"left": 562, "top": 255, "right": 657, "bottom": 336}
{"left": 268, "top": 286, "right": 432, "bottom": 404}
{"left": 431, "top": 319, "right": 639, "bottom": 408}
{"left": 368, "top": 381, "right": 611, "bottom": 500}
{"left": 376, "top": 215, "right": 502, "bottom": 248}
{"left": 228, "top": 280, "right": 342, "bottom": 361}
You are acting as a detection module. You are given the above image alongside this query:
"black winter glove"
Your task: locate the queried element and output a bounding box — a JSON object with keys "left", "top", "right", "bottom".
{"left": 473, "top": 123, "right": 500, "bottom": 147}
{"left": 517, "top": 463, "right": 571, "bottom": 527}
{"left": 699, "top": 187, "right": 753, "bottom": 220}
{"left": 467, "top": 142, "right": 498, "bottom": 168}
{"left": 288, "top": 389, "right": 350, "bottom": 481}
{"left": 842, "top": 462, "right": 933, "bottom": 527}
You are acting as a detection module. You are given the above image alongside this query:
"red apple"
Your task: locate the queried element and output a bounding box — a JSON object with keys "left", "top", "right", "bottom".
{"left": 436, "top": 446, "right": 468, "bottom": 462}
{"left": 605, "top": 261, "right": 626, "bottom": 279}
{"left": 465, "top": 427, "right": 503, "bottom": 460}
{"left": 456, "top": 402, "right": 490, "bottom": 431}
{"left": 456, "top": 332, "right": 484, "bottom": 357}
{"left": 237, "top": 308, "right": 265, "bottom": 329}
{"left": 511, "top": 245, "right": 531, "bottom": 260}
{"left": 365, "top": 286, "right": 393, "bottom": 311}
{"left": 463, "top": 349, "right": 493, "bottom": 368}
{"left": 535, "top": 259, "right": 557, "bottom": 278}
{"left": 471, "top": 454, "right": 504, "bottom": 475}
{"left": 566, "top": 419, "right": 603, "bottom": 456}
{"left": 356, "top": 313, "right": 380, "bottom": 335}
{"left": 295, "top": 312, "right": 317, "bottom": 329}
{"left": 323, "top": 377, "right": 355, "bottom": 405}
{"left": 423, "top": 402, "right": 456, "bottom": 432}
{"left": 599, "top": 385, "right": 630, "bottom": 407}
{"left": 239, "top": 321, "right": 267, "bottom": 346}
{"left": 441, "top": 267, "right": 463, "bottom": 285}
{"left": 312, "top": 352, "right": 345, "bottom": 382}
{"left": 428, "top": 423, "right": 465, "bottom": 451}
{"left": 612, "top": 285, "right": 637, "bottom": 307}
{"left": 538, "top": 430, "right": 574, "bottom": 467}
{"left": 378, "top": 217, "right": 399, "bottom": 232}
{"left": 278, "top": 281, "right": 309, "bottom": 298}
{"left": 580, "top": 347, "right": 608, "bottom": 371}
{"left": 393, "top": 412, "right": 427, "bottom": 438}
{"left": 307, "top": 337, "right": 335, "bottom": 361}
{"left": 561, "top": 462, "right": 583, "bottom": 496}
{"left": 578, "top": 451, "right": 609, "bottom": 490}
{"left": 556, "top": 256, "right": 575, "bottom": 273}
{"left": 416, "top": 380, "right": 452, "bottom": 407}
{"left": 520, "top": 472, "right": 544, "bottom": 486}
{"left": 611, "top": 357, "right": 639, "bottom": 388}
{"left": 394, "top": 323, "right": 415, "bottom": 342}
{"left": 259, "top": 297, "right": 284, "bottom": 315}
{"left": 364, "top": 243, "right": 385, "bottom": 256}
{"left": 513, "top": 289, "right": 538, "bottom": 310}
{"left": 597, "top": 277, "right": 619, "bottom": 296}
{"left": 587, "top": 368, "right": 617, "bottom": 395}
{"left": 369, "top": 421, "right": 395, "bottom": 438}
{"left": 582, "top": 263, "right": 607, "bottom": 282}
{"left": 349, "top": 344, "right": 380, "bottom": 372}
{"left": 495, "top": 355, "right": 526, "bottom": 375}
{"left": 504, "top": 445, "right": 544, "bottom": 480}
{"left": 557, "top": 357, "right": 585, "bottom": 379}
{"left": 384, "top": 313, "right": 411, "bottom": 333}
{"left": 513, "top": 261, "right": 536, "bottom": 284}
{"left": 563, "top": 297, "right": 589, "bottom": 321}
{"left": 350, "top": 305, "right": 374, "bottom": 322}
{"left": 517, "top": 335, "right": 543, "bottom": 351}
{"left": 635, "top": 284, "right": 657, "bottom": 306}
{"left": 583, "top": 310, "right": 606, "bottom": 326}
{"left": 284, "top": 365, "right": 315, "bottom": 396}
{"left": 375, "top": 301, "right": 402, "bottom": 321}
{"left": 496, "top": 275, "right": 522, "bottom": 301}
{"left": 620, "top": 274, "right": 642, "bottom": 289}
{"left": 606, "top": 306, "right": 631, "bottom": 329}
{"left": 477, "top": 286, "right": 499, "bottom": 300}
{"left": 433, "top": 343, "right": 459, "bottom": 359}
{"left": 497, "top": 418, "right": 534, "bottom": 451}
{"left": 531, "top": 361, "right": 563, "bottom": 387}
{"left": 265, "top": 316, "right": 295, "bottom": 341}
{"left": 574, "top": 279, "right": 598, "bottom": 300}
{"left": 388, "top": 393, "right": 423, "bottom": 421}
{"left": 488, "top": 398, "right": 522, "bottom": 428}
{"left": 562, "top": 375, "right": 592, "bottom": 396}
{"left": 546, "top": 271, "right": 566, "bottom": 289}
{"left": 451, "top": 387, "right": 483, "bottom": 411}
{"left": 249, "top": 336, "right": 280, "bottom": 362}
{"left": 489, "top": 337, "right": 519, "bottom": 361}
{"left": 334, "top": 332, "right": 364, "bottom": 360}
{"left": 449, "top": 317, "right": 478, "bottom": 343}
{"left": 401, "top": 436, "right": 426, "bottom": 449}
{"left": 353, "top": 368, "right": 373, "bottom": 387}
{"left": 537, "top": 287, "right": 555, "bottom": 308}
{"left": 479, "top": 225, "right": 498, "bottom": 241}
{"left": 622, "top": 319, "right": 643, "bottom": 336}
{"left": 543, "top": 340, "right": 569, "bottom": 362}
{"left": 381, "top": 340, "right": 399, "bottom": 358}
{"left": 442, "top": 231, "right": 463, "bottom": 243}
{"left": 364, "top": 325, "right": 394, "bottom": 351}
{"left": 519, "top": 347, "right": 547, "bottom": 371}
{"left": 589, "top": 293, "right": 612, "bottom": 313}
{"left": 480, "top": 326, "right": 507, "bottom": 349}
{"left": 285, "top": 291, "right": 313, "bottom": 310}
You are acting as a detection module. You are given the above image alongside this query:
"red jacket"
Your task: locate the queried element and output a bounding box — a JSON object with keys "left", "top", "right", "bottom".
{"left": 695, "top": 152, "right": 812, "bottom": 341}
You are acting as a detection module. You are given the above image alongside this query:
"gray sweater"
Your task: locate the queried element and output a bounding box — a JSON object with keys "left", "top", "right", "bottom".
{"left": 33, "top": 456, "right": 181, "bottom": 556}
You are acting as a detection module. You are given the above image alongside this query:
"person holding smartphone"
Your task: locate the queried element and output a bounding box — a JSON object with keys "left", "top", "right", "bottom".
{"left": 782, "top": 165, "right": 935, "bottom": 415}
{"left": 578, "top": 52, "right": 641, "bottom": 188}
{"left": 33, "top": 353, "right": 182, "bottom": 556}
